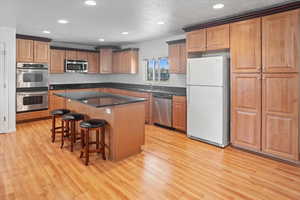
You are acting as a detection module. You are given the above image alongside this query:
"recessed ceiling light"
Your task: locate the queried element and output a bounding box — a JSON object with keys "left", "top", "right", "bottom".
{"left": 121, "top": 32, "right": 129, "bottom": 35}
{"left": 157, "top": 21, "right": 165, "bottom": 25}
{"left": 58, "top": 19, "right": 69, "bottom": 24}
{"left": 98, "top": 38, "right": 105, "bottom": 42}
{"left": 85, "top": 0, "right": 96, "bottom": 6}
{"left": 43, "top": 30, "right": 51, "bottom": 34}
{"left": 213, "top": 3, "right": 224, "bottom": 9}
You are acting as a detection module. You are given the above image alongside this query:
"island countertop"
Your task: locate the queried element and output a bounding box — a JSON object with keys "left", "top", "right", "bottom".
{"left": 54, "top": 91, "right": 146, "bottom": 108}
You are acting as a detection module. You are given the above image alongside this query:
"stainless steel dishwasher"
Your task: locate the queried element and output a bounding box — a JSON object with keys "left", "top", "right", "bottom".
{"left": 152, "top": 93, "right": 173, "bottom": 127}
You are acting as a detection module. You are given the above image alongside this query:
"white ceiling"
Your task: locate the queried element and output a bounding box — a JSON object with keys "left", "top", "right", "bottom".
{"left": 11, "top": 0, "right": 293, "bottom": 45}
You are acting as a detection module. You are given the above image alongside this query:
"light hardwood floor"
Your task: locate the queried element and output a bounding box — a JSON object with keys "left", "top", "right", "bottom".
{"left": 1, "top": 119, "right": 300, "bottom": 200}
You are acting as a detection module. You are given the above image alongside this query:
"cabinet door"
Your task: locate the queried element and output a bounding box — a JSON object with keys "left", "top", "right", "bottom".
{"left": 77, "top": 51, "right": 88, "bottom": 61}
{"left": 206, "top": 24, "right": 229, "bottom": 51}
{"left": 169, "top": 43, "right": 180, "bottom": 73}
{"left": 186, "top": 29, "right": 206, "bottom": 52}
{"left": 179, "top": 42, "right": 187, "bottom": 74}
{"left": 262, "top": 74, "right": 299, "bottom": 160}
{"left": 231, "top": 18, "right": 261, "bottom": 73}
{"left": 262, "top": 10, "right": 300, "bottom": 73}
{"left": 172, "top": 96, "right": 187, "bottom": 131}
{"left": 88, "top": 52, "right": 99, "bottom": 73}
{"left": 99, "top": 49, "right": 113, "bottom": 73}
{"left": 129, "top": 50, "right": 139, "bottom": 74}
{"left": 65, "top": 50, "right": 77, "bottom": 60}
{"left": 112, "top": 52, "right": 120, "bottom": 73}
{"left": 16, "top": 39, "right": 34, "bottom": 62}
{"left": 50, "top": 49, "right": 65, "bottom": 74}
{"left": 231, "top": 73, "right": 262, "bottom": 151}
{"left": 34, "top": 41, "right": 50, "bottom": 63}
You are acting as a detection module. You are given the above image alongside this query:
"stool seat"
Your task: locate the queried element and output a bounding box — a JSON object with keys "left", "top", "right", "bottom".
{"left": 62, "top": 113, "right": 84, "bottom": 121}
{"left": 80, "top": 119, "right": 106, "bottom": 129}
{"left": 51, "top": 109, "right": 70, "bottom": 116}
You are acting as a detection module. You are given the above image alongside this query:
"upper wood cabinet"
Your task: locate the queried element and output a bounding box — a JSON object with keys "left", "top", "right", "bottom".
{"left": 87, "top": 52, "right": 99, "bottom": 73}
{"left": 186, "top": 29, "right": 206, "bottom": 52}
{"left": 17, "top": 39, "right": 50, "bottom": 63}
{"left": 262, "top": 73, "right": 299, "bottom": 160}
{"left": 231, "top": 73, "right": 262, "bottom": 151}
{"left": 206, "top": 24, "right": 230, "bottom": 51}
{"left": 169, "top": 42, "right": 186, "bottom": 74}
{"left": 65, "top": 50, "right": 77, "bottom": 60}
{"left": 99, "top": 49, "right": 113, "bottom": 74}
{"left": 230, "top": 18, "right": 262, "bottom": 73}
{"left": 16, "top": 39, "right": 34, "bottom": 62}
{"left": 77, "top": 51, "right": 88, "bottom": 61}
{"left": 112, "top": 51, "right": 121, "bottom": 73}
{"left": 112, "top": 49, "right": 139, "bottom": 74}
{"left": 172, "top": 96, "right": 187, "bottom": 132}
{"left": 262, "top": 9, "right": 300, "bottom": 73}
{"left": 33, "top": 41, "right": 50, "bottom": 63}
{"left": 50, "top": 49, "right": 65, "bottom": 74}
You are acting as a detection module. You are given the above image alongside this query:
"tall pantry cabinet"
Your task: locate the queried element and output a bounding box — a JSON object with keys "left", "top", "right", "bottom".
{"left": 230, "top": 9, "right": 300, "bottom": 161}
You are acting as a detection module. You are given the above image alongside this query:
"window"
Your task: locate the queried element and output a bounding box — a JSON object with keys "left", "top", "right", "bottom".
{"left": 146, "top": 57, "right": 170, "bottom": 82}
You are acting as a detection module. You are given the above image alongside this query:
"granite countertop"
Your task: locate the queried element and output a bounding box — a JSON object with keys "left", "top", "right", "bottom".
{"left": 55, "top": 91, "right": 146, "bottom": 108}
{"left": 49, "top": 82, "right": 186, "bottom": 96}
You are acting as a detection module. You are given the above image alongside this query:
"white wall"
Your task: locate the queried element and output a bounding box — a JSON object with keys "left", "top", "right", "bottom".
{"left": 105, "top": 34, "right": 187, "bottom": 87}
{"left": 0, "top": 27, "right": 16, "bottom": 133}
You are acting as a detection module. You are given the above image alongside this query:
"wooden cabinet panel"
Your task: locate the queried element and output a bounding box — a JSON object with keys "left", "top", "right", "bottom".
{"left": 99, "top": 49, "right": 113, "bottom": 73}
{"left": 65, "top": 50, "right": 77, "bottom": 60}
{"left": 262, "top": 10, "right": 300, "bottom": 73}
{"left": 88, "top": 52, "right": 99, "bottom": 73}
{"left": 186, "top": 29, "right": 206, "bottom": 52}
{"left": 169, "top": 43, "right": 180, "bottom": 73}
{"left": 231, "top": 73, "right": 262, "bottom": 151}
{"left": 33, "top": 41, "right": 50, "bottom": 63}
{"left": 262, "top": 73, "right": 299, "bottom": 160}
{"left": 172, "top": 96, "right": 187, "bottom": 132}
{"left": 112, "top": 52, "right": 121, "bottom": 73}
{"left": 230, "top": 18, "right": 262, "bottom": 73}
{"left": 16, "top": 39, "right": 34, "bottom": 62}
{"left": 169, "top": 42, "right": 186, "bottom": 74}
{"left": 50, "top": 49, "right": 65, "bottom": 74}
{"left": 77, "top": 51, "right": 88, "bottom": 61}
{"left": 179, "top": 43, "right": 187, "bottom": 74}
{"left": 112, "top": 50, "right": 138, "bottom": 74}
{"left": 206, "top": 24, "right": 230, "bottom": 51}
{"left": 49, "top": 90, "right": 66, "bottom": 112}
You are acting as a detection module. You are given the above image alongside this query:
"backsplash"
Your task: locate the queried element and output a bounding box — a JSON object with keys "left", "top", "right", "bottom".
{"left": 48, "top": 73, "right": 110, "bottom": 84}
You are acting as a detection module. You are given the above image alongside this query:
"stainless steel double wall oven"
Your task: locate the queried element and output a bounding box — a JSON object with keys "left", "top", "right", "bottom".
{"left": 16, "top": 63, "right": 49, "bottom": 113}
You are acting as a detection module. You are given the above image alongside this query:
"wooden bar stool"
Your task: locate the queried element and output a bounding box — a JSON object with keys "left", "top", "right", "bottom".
{"left": 50, "top": 109, "right": 70, "bottom": 143}
{"left": 61, "top": 113, "right": 85, "bottom": 152}
{"left": 79, "top": 119, "right": 107, "bottom": 165}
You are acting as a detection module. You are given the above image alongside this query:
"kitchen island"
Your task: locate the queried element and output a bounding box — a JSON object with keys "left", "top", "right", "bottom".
{"left": 55, "top": 91, "right": 146, "bottom": 161}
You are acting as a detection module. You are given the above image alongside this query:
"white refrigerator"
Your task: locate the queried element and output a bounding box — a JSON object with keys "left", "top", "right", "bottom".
{"left": 187, "top": 56, "right": 230, "bottom": 147}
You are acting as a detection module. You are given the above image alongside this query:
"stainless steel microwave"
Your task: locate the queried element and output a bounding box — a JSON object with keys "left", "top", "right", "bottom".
{"left": 16, "top": 63, "right": 48, "bottom": 88}
{"left": 65, "top": 60, "right": 88, "bottom": 73}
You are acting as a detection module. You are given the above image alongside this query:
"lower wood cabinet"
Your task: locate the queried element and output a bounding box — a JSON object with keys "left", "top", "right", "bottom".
{"left": 16, "top": 109, "right": 50, "bottom": 122}
{"left": 262, "top": 73, "right": 299, "bottom": 160}
{"left": 172, "top": 96, "right": 187, "bottom": 132}
{"left": 231, "top": 73, "right": 262, "bottom": 151}
{"left": 231, "top": 72, "right": 299, "bottom": 161}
